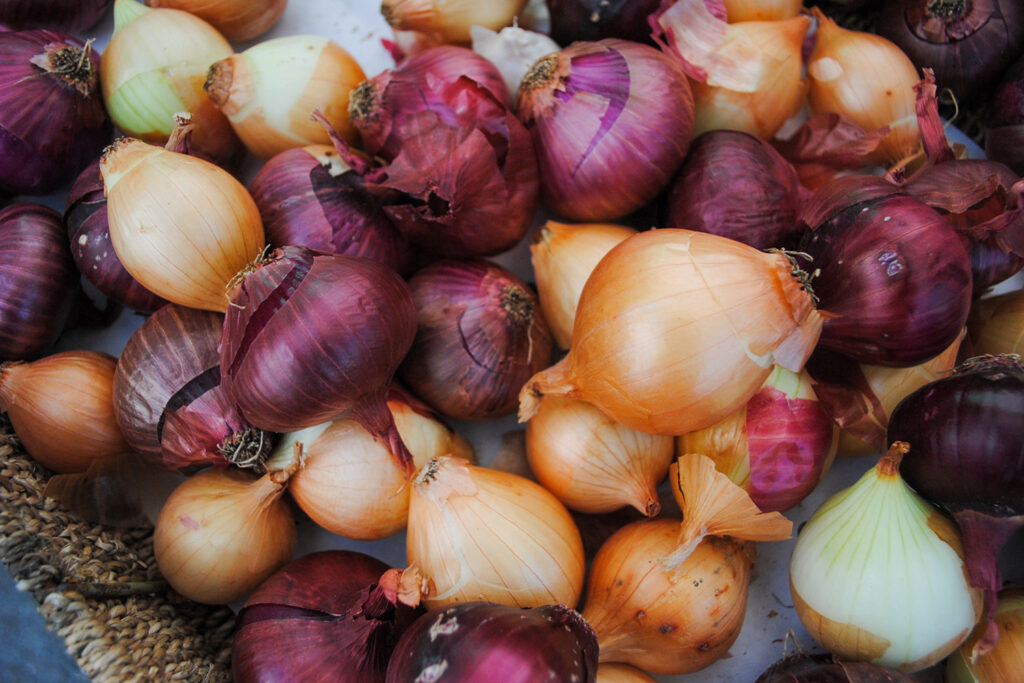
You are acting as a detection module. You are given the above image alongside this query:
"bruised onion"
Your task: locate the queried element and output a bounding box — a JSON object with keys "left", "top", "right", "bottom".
{"left": 0, "top": 203, "right": 78, "bottom": 360}
{"left": 0, "top": 30, "right": 111, "bottom": 195}
{"left": 113, "top": 304, "right": 272, "bottom": 473}
{"left": 0, "top": 0, "right": 112, "bottom": 32}
{"left": 398, "top": 259, "right": 552, "bottom": 421}
{"left": 387, "top": 602, "right": 596, "bottom": 683}
{"left": 247, "top": 145, "right": 414, "bottom": 276}
{"left": 516, "top": 38, "right": 694, "bottom": 222}
{"left": 233, "top": 550, "right": 425, "bottom": 683}
{"left": 546, "top": 0, "right": 661, "bottom": 45}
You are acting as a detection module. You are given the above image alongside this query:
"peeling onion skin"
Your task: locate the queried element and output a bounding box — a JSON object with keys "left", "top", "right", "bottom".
{"left": 385, "top": 601, "right": 599, "bottom": 683}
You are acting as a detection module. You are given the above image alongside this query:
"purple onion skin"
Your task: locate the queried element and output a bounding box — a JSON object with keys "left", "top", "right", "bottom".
{"left": 667, "top": 130, "right": 805, "bottom": 250}
{"left": 113, "top": 304, "right": 271, "bottom": 473}
{"left": 798, "top": 191, "right": 973, "bottom": 366}
{"left": 878, "top": 0, "right": 1024, "bottom": 106}
{"left": 248, "top": 147, "right": 415, "bottom": 277}
{"left": 0, "top": 0, "right": 112, "bottom": 33}
{"left": 988, "top": 53, "right": 1024, "bottom": 175}
{"left": 755, "top": 652, "right": 913, "bottom": 682}
{"left": 64, "top": 159, "right": 167, "bottom": 313}
{"left": 234, "top": 550, "right": 424, "bottom": 683}
{"left": 547, "top": 0, "right": 662, "bottom": 45}
{"left": 0, "top": 203, "right": 77, "bottom": 360}
{"left": 398, "top": 259, "right": 553, "bottom": 421}
{"left": 386, "top": 602, "right": 598, "bottom": 683}
{"left": 0, "top": 30, "right": 112, "bottom": 196}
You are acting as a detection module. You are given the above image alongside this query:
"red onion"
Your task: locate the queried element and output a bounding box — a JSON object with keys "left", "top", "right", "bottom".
{"left": 0, "top": 30, "right": 111, "bottom": 196}
{"left": 248, "top": 146, "right": 414, "bottom": 276}
{"left": 64, "top": 158, "right": 167, "bottom": 313}
{"left": 877, "top": 0, "right": 1024, "bottom": 105}
{"left": 798, "top": 176, "right": 973, "bottom": 366}
{"left": 547, "top": 0, "right": 662, "bottom": 46}
{"left": 517, "top": 39, "right": 694, "bottom": 222}
{"left": 755, "top": 652, "right": 914, "bottom": 682}
{"left": 233, "top": 550, "right": 425, "bottom": 683}
{"left": 667, "top": 130, "right": 807, "bottom": 250}
{"left": 113, "top": 304, "right": 273, "bottom": 473}
{"left": 0, "top": 203, "right": 77, "bottom": 360}
{"left": 398, "top": 259, "right": 553, "bottom": 421}
{"left": 386, "top": 601, "right": 598, "bottom": 683}
{"left": 0, "top": 0, "right": 112, "bottom": 33}
{"left": 220, "top": 246, "right": 417, "bottom": 471}
{"left": 887, "top": 354, "right": 1024, "bottom": 654}
{"left": 987, "top": 53, "right": 1024, "bottom": 176}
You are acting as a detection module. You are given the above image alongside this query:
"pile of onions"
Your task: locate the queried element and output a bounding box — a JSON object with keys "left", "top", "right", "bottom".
{"left": 516, "top": 38, "right": 694, "bottom": 222}
{"left": 519, "top": 229, "right": 823, "bottom": 436}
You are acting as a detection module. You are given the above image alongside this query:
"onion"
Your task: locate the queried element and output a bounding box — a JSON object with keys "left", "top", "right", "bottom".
{"left": 233, "top": 550, "right": 426, "bottom": 682}
{"left": 0, "top": 203, "right": 78, "bottom": 360}
{"left": 887, "top": 355, "right": 1024, "bottom": 655}
{"left": 519, "top": 229, "right": 823, "bottom": 436}
{"left": 516, "top": 38, "right": 694, "bottom": 222}
{"left": 546, "top": 0, "right": 662, "bottom": 45}
{"left": 0, "top": 0, "right": 112, "bottom": 32}
{"left": 596, "top": 663, "right": 657, "bottom": 683}
{"left": 667, "top": 130, "right": 807, "bottom": 250}
{"left": 798, "top": 176, "right": 972, "bottom": 366}
{"left": 145, "top": 0, "right": 286, "bottom": 42}
{"left": 755, "top": 653, "right": 914, "bottom": 682}
{"left": 0, "top": 351, "right": 127, "bottom": 474}
{"left": 387, "top": 601, "right": 598, "bottom": 683}
{"left": 247, "top": 145, "right": 414, "bottom": 276}
{"left": 946, "top": 587, "right": 1024, "bottom": 683}
{"left": 0, "top": 29, "right": 111, "bottom": 195}
{"left": 469, "top": 25, "right": 560, "bottom": 102}
{"left": 721, "top": 0, "right": 801, "bottom": 21}
{"left": 381, "top": 0, "right": 529, "bottom": 44}
{"left": 397, "top": 259, "right": 553, "bottom": 421}
{"left": 113, "top": 304, "right": 273, "bottom": 473}
{"left": 877, "top": 0, "right": 1024, "bottom": 106}
{"left": 987, "top": 53, "right": 1024, "bottom": 175}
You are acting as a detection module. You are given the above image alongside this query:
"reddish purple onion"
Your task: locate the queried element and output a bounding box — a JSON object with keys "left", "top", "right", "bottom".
{"left": 248, "top": 146, "right": 414, "bottom": 276}
{"left": 667, "top": 130, "right": 807, "bottom": 250}
{"left": 547, "top": 0, "right": 662, "bottom": 45}
{"left": 0, "top": 0, "right": 112, "bottom": 32}
{"left": 233, "top": 550, "right": 424, "bottom": 683}
{"left": 0, "top": 30, "right": 111, "bottom": 195}
{"left": 0, "top": 203, "right": 78, "bottom": 360}
{"left": 888, "top": 355, "right": 1024, "bottom": 654}
{"left": 755, "top": 652, "right": 913, "bottom": 682}
{"left": 398, "top": 259, "right": 553, "bottom": 421}
{"left": 987, "top": 52, "right": 1024, "bottom": 176}
{"left": 798, "top": 176, "right": 973, "bottom": 367}
{"left": 386, "top": 601, "right": 598, "bottom": 683}
{"left": 220, "top": 246, "right": 417, "bottom": 471}
{"left": 113, "top": 304, "right": 272, "bottom": 473}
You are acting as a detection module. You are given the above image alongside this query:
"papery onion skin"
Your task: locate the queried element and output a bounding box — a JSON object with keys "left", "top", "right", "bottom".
{"left": 248, "top": 145, "right": 414, "bottom": 276}
{"left": 398, "top": 259, "right": 553, "bottom": 421}
{"left": 547, "top": 0, "right": 662, "bottom": 45}
{"left": 145, "top": 0, "right": 287, "bottom": 42}
{"left": 0, "top": 30, "right": 112, "bottom": 195}
{"left": 754, "top": 652, "right": 914, "bottom": 682}
{"left": 517, "top": 39, "right": 694, "bottom": 222}
{"left": 0, "top": 203, "right": 78, "bottom": 360}
{"left": 385, "top": 601, "right": 598, "bottom": 683}
{"left": 668, "top": 130, "right": 806, "bottom": 250}
{"left": 0, "top": 0, "right": 112, "bottom": 32}
{"left": 233, "top": 550, "right": 424, "bottom": 683}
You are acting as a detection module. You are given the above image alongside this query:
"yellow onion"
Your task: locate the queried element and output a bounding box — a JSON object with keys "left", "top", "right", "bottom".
{"left": 145, "top": 0, "right": 287, "bottom": 42}
{"left": 100, "top": 137, "right": 265, "bottom": 313}
{"left": 101, "top": 0, "right": 239, "bottom": 165}
{"left": 0, "top": 351, "right": 127, "bottom": 474}
{"left": 946, "top": 587, "right": 1024, "bottom": 683}
{"left": 526, "top": 395, "right": 673, "bottom": 516}
{"left": 154, "top": 467, "right": 295, "bottom": 604}
{"left": 205, "top": 34, "right": 366, "bottom": 160}
{"left": 381, "top": 0, "right": 529, "bottom": 44}
{"left": 406, "top": 456, "right": 585, "bottom": 609}
{"left": 529, "top": 220, "right": 637, "bottom": 350}
{"left": 266, "top": 390, "right": 474, "bottom": 541}
{"left": 807, "top": 8, "right": 922, "bottom": 167}
{"left": 722, "top": 0, "right": 801, "bottom": 22}
{"left": 519, "top": 229, "right": 823, "bottom": 436}
{"left": 968, "top": 290, "right": 1024, "bottom": 357}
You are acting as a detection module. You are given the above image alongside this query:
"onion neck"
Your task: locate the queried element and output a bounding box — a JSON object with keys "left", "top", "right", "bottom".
{"left": 31, "top": 41, "right": 98, "bottom": 96}
{"left": 876, "top": 441, "right": 910, "bottom": 477}
{"left": 219, "top": 426, "right": 273, "bottom": 471}
{"left": 501, "top": 284, "right": 534, "bottom": 326}
{"left": 927, "top": 0, "right": 966, "bottom": 20}
{"left": 203, "top": 58, "right": 234, "bottom": 109}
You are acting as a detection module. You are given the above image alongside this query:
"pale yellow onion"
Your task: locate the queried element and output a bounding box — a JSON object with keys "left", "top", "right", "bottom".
{"left": 101, "top": 0, "right": 239, "bottom": 164}
{"left": 946, "top": 587, "right": 1024, "bottom": 683}
{"left": 596, "top": 663, "right": 657, "bottom": 683}
{"left": 519, "top": 229, "right": 823, "bottom": 436}
{"left": 529, "top": 220, "right": 636, "bottom": 349}
{"left": 0, "top": 351, "right": 127, "bottom": 474}
{"left": 146, "top": 0, "right": 287, "bottom": 42}
{"left": 204, "top": 35, "right": 366, "bottom": 160}
{"left": 100, "top": 137, "right": 265, "bottom": 313}
{"left": 382, "top": 0, "right": 529, "bottom": 44}
{"left": 807, "top": 8, "right": 921, "bottom": 167}
{"left": 968, "top": 290, "right": 1024, "bottom": 357}
{"left": 153, "top": 467, "right": 295, "bottom": 604}
{"left": 837, "top": 328, "right": 964, "bottom": 457}
{"left": 526, "top": 395, "right": 673, "bottom": 516}
{"left": 266, "top": 395, "right": 474, "bottom": 541}
{"left": 406, "top": 456, "right": 585, "bottom": 609}
{"left": 722, "top": 0, "right": 801, "bottom": 22}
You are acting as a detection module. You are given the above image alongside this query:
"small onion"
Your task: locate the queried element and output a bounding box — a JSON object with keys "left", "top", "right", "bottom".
{"left": 517, "top": 38, "right": 694, "bottom": 222}
{"left": 145, "top": 0, "right": 287, "bottom": 42}
{"left": 0, "top": 0, "right": 112, "bottom": 32}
